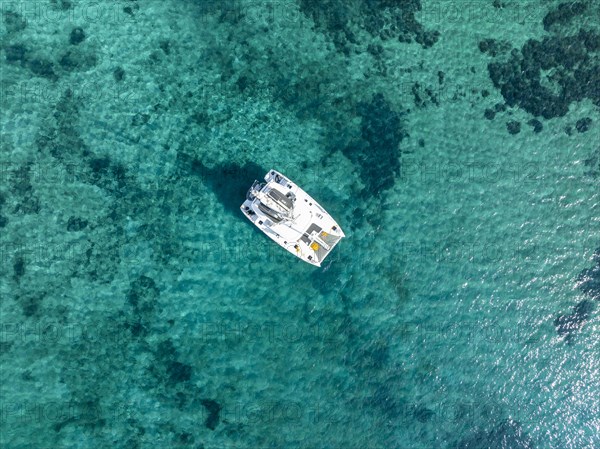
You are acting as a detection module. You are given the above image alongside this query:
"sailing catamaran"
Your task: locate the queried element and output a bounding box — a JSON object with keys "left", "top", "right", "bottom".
{"left": 240, "top": 169, "right": 345, "bottom": 266}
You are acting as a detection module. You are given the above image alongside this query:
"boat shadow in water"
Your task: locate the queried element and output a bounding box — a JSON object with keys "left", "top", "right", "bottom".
{"left": 177, "top": 153, "right": 265, "bottom": 217}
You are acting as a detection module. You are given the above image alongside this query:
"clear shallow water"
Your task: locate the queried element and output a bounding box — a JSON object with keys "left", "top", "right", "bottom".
{"left": 1, "top": 1, "right": 599, "bottom": 448}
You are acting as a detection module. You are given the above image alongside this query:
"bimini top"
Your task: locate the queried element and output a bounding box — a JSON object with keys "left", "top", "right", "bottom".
{"left": 240, "top": 169, "right": 345, "bottom": 266}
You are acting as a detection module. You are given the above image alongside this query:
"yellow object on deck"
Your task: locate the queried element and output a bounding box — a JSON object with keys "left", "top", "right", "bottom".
{"left": 310, "top": 242, "right": 320, "bottom": 251}
{"left": 321, "top": 232, "right": 328, "bottom": 237}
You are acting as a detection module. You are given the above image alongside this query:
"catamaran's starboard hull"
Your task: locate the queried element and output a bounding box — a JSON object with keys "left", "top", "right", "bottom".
{"left": 240, "top": 169, "right": 345, "bottom": 267}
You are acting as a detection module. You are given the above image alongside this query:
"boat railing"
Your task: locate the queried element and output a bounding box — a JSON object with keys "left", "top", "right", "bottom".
{"left": 247, "top": 181, "right": 264, "bottom": 200}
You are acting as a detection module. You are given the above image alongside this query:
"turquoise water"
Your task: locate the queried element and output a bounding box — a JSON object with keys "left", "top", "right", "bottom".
{"left": 1, "top": 1, "right": 599, "bottom": 448}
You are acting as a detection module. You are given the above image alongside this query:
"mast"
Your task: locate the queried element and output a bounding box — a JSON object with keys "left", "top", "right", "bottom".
{"left": 253, "top": 187, "right": 293, "bottom": 220}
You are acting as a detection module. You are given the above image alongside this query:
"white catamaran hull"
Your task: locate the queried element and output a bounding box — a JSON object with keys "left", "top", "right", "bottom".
{"left": 240, "top": 169, "right": 345, "bottom": 267}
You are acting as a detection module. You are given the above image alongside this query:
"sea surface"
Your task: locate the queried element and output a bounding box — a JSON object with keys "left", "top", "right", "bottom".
{"left": 1, "top": 1, "right": 599, "bottom": 448}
